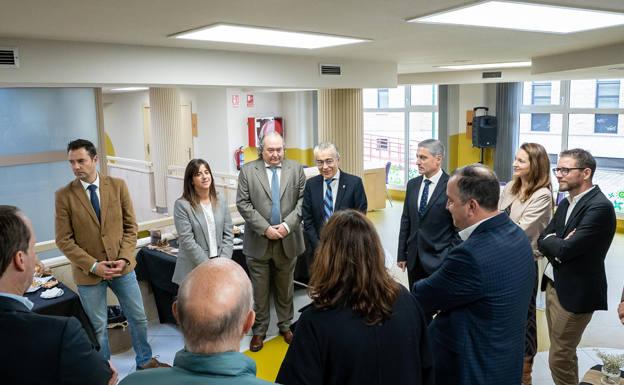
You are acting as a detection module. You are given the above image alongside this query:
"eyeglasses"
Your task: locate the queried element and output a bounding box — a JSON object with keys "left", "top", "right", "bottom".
{"left": 316, "top": 158, "right": 336, "bottom": 167}
{"left": 552, "top": 167, "right": 585, "bottom": 176}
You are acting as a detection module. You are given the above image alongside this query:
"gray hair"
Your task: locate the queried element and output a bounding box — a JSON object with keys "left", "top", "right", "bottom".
{"left": 452, "top": 164, "right": 500, "bottom": 211}
{"left": 257, "top": 131, "right": 284, "bottom": 157}
{"left": 313, "top": 142, "right": 340, "bottom": 160}
{"left": 176, "top": 262, "right": 254, "bottom": 350}
{"left": 418, "top": 139, "right": 445, "bottom": 158}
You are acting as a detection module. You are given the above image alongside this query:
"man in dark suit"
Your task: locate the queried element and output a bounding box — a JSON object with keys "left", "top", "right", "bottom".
{"left": 303, "top": 142, "right": 367, "bottom": 252}
{"left": 0, "top": 205, "right": 115, "bottom": 385}
{"left": 55, "top": 139, "right": 168, "bottom": 369}
{"left": 237, "top": 132, "right": 306, "bottom": 352}
{"left": 397, "top": 139, "right": 459, "bottom": 288}
{"left": 413, "top": 164, "right": 534, "bottom": 385}
{"left": 538, "top": 148, "right": 616, "bottom": 385}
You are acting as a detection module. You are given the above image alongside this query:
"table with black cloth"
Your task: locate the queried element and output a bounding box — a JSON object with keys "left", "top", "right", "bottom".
{"left": 25, "top": 282, "right": 99, "bottom": 348}
{"left": 135, "top": 239, "right": 248, "bottom": 324}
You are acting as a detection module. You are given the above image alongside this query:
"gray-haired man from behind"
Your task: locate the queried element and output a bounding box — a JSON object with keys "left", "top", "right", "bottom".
{"left": 120, "top": 258, "right": 274, "bottom": 385}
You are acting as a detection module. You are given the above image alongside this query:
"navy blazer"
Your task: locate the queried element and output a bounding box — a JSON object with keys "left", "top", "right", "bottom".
{"left": 538, "top": 186, "right": 616, "bottom": 313}
{"left": 413, "top": 213, "right": 534, "bottom": 385}
{"left": 302, "top": 171, "right": 367, "bottom": 250}
{"left": 397, "top": 171, "right": 459, "bottom": 275}
{"left": 0, "top": 296, "right": 112, "bottom": 385}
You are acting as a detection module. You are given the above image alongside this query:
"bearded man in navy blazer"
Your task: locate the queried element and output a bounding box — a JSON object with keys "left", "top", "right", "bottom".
{"left": 538, "top": 149, "right": 616, "bottom": 385}
{"left": 397, "top": 139, "right": 459, "bottom": 288}
{"left": 413, "top": 164, "right": 534, "bottom": 385}
{"left": 302, "top": 142, "right": 367, "bottom": 252}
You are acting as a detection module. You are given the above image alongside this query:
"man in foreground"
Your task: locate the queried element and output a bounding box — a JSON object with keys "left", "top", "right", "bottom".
{"left": 0, "top": 205, "right": 116, "bottom": 385}
{"left": 413, "top": 164, "right": 534, "bottom": 385}
{"left": 120, "top": 258, "right": 274, "bottom": 385}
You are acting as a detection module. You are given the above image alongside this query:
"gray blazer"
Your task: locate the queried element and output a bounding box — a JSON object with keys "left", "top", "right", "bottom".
{"left": 172, "top": 192, "right": 234, "bottom": 285}
{"left": 236, "top": 158, "right": 306, "bottom": 259}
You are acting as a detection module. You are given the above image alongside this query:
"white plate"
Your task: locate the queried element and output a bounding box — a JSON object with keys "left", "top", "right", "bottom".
{"left": 40, "top": 288, "right": 64, "bottom": 299}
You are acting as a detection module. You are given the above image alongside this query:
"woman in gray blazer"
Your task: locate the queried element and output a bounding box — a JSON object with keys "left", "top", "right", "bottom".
{"left": 172, "top": 159, "right": 234, "bottom": 285}
{"left": 499, "top": 142, "right": 553, "bottom": 385}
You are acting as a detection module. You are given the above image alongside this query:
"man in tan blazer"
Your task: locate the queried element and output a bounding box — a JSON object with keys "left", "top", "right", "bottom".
{"left": 55, "top": 139, "right": 169, "bottom": 370}
{"left": 236, "top": 132, "right": 305, "bottom": 352}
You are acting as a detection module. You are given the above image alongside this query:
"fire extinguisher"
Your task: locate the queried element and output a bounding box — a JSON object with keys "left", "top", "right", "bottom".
{"left": 234, "top": 146, "right": 244, "bottom": 170}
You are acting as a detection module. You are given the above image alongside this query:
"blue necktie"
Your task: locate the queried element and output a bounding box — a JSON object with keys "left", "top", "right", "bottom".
{"left": 323, "top": 178, "right": 334, "bottom": 222}
{"left": 269, "top": 167, "right": 281, "bottom": 225}
{"left": 418, "top": 179, "right": 432, "bottom": 218}
{"left": 87, "top": 184, "right": 101, "bottom": 222}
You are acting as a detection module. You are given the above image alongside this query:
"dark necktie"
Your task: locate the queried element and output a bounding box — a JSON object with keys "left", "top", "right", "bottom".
{"left": 323, "top": 178, "right": 334, "bottom": 222}
{"left": 418, "top": 179, "right": 432, "bottom": 218}
{"left": 269, "top": 167, "right": 281, "bottom": 225}
{"left": 87, "top": 184, "right": 101, "bottom": 222}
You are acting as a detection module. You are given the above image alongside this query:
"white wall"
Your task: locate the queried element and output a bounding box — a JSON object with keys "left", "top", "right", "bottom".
{"left": 0, "top": 38, "right": 397, "bottom": 89}
{"left": 103, "top": 91, "right": 149, "bottom": 159}
{"left": 281, "top": 91, "right": 315, "bottom": 150}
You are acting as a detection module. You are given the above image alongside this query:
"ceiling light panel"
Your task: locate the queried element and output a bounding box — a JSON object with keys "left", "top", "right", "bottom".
{"left": 410, "top": 1, "right": 624, "bottom": 34}
{"left": 174, "top": 24, "right": 367, "bottom": 49}
{"left": 438, "top": 61, "right": 531, "bottom": 70}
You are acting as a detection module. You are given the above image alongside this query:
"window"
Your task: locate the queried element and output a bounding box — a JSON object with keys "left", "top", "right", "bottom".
{"left": 521, "top": 79, "right": 624, "bottom": 216}
{"left": 363, "top": 85, "right": 438, "bottom": 188}
{"left": 595, "top": 114, "right": 618, "bottom": 134}
{"left": 596, "top": 80, "right": 620, "bottom": 108}
{"left": 531, "top": 113, "right": 550, "bottom": 132}
{"left": 532, "top": 82, "right": 551, "bottom": 105}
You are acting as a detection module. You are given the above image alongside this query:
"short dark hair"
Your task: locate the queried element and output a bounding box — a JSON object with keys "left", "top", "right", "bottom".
{"left": 0, "top": 205, "right": 31, "bottom": 277}
{"left": 453, "top": 164, "right": 500, "bottom": 211}
{"left": 67, "top": 139, "right": 97, "bottom": 158}
{"left": 559, "top": 148, "right": 596, "bottom": 179}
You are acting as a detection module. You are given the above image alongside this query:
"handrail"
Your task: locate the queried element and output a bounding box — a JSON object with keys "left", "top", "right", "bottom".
{"left": 108, "top": 156, "right": 153, "bottom": 168}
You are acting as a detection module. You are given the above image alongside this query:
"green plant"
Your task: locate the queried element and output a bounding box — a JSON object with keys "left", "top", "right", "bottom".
{"left": 596, "top": 350, "right": 624, "bottom": 374}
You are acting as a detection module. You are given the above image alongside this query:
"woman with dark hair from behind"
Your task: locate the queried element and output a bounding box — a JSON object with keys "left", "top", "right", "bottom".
{"left": 171, "top": 159, "right": 233, "bottom": 285}
{"left": 276, "top": 209, "right": 433, "bottom": 385}
{"left": 499, "top": 143, "right": 553, "bottom": 385}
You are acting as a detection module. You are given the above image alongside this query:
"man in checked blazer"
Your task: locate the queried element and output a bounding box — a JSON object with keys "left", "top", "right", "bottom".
{"left": 302, "top": 142, "right": 367, "bottom": 252}
{"left": 538, "top": 148, "right": 616, "bottom": 385}
{"left": 236, "top": 132, "right": 306, "bottom": 352}
{"left": 397, "top": 139, "right": 460, "bottom": 288}
{"left": 55, "top": 139, "right": 168, "bottom": 370}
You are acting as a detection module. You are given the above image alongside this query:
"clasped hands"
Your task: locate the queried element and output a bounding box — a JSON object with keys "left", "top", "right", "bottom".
{"left": 265, "top": 224, "right": 288, "bottom": 240}
{"left": 94, "top": 260, "right": 127, "bottom": 280}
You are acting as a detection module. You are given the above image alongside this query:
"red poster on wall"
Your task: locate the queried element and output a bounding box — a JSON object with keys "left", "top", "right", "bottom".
{"left": 247, "top": 94, "right": 254, "bottom": 107}
{"left": 247, "top": 117, "right": 284, "bottom": 147}
{"left": 232, "top": 94, "right": 240, "bottom": 108}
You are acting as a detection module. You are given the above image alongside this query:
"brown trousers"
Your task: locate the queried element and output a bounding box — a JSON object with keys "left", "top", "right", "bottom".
{"left": 545, "top": 282, "right": 593, "bottom": 385}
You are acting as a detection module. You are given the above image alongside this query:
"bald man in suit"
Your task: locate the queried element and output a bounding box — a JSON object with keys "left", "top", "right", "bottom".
{"left": 236, "top": 132, "right": 306, "bottom": 352}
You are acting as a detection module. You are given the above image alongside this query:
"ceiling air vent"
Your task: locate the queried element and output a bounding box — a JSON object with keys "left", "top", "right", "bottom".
{"left": 482, "top": 71, "right": 502, "bottom": 79}
{"left": 320, "top": 64, "right": 342, "bottom": 76}
{"left": 0, "top": 48, "right": 19, "bottom": 68}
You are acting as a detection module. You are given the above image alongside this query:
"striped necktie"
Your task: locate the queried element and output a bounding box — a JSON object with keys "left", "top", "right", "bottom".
{"left": 323, "top": 178, "right": 334, "bottom": 222}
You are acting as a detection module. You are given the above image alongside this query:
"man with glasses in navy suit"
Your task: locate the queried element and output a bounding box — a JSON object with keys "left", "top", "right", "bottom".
{"left": 303, "top": 142, "right": 367, "bottom": 253}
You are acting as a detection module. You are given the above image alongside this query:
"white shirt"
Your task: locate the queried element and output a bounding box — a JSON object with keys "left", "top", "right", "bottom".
{"left": 458, "top": 216, "right": 493, "bottom": 241}
{"left": 544, "top": 186, "right": 596, "bottom": 282}
{"left": 322, "top": 169, "right": 340, "bottom": 208}
{"left": 200, "top": 202, "right": 218, "bottom": 258}
{"left": 80, "top": 173, "right": 100, "bottom": 202}
{"left": 417, "top": 168, "right": 443, "bottom": 210}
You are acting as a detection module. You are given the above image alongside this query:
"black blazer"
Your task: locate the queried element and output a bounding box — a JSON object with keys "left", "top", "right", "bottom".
{"left": 0, "top": 296, "right": 112, "bottom": 385}
{"left": 276, "top": 288, "right": 433, "bottom": 385}
{"left": 397, "top": 171, "right": 460, "bottom": 275}
{"left": 303, "top": 171, "right": 367, "bottom": 250}
{"left": 538, "top": 186, "right": 616, "bottom": 313}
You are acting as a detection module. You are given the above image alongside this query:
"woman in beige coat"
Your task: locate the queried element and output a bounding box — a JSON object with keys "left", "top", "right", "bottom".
{"left": 499, "top": 142, "right": 553, "bottom": 385}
